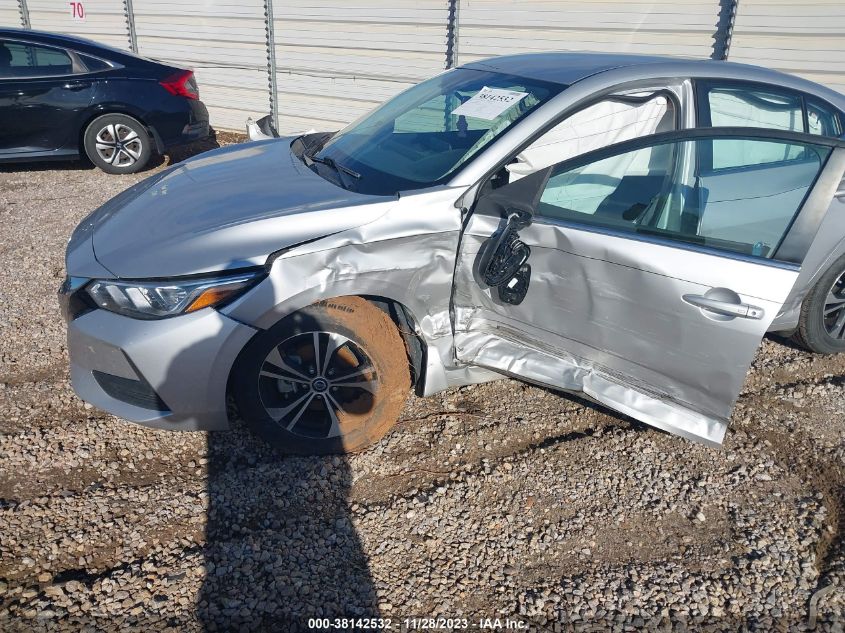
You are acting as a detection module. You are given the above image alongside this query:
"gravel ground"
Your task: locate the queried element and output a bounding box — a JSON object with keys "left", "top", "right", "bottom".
{"left": 0, "top": 136, "right": 844, "bottom": 632}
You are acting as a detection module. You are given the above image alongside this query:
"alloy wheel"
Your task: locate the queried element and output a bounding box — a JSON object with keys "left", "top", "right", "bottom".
{"left": 257, "top": 331, "right": 379, "bottom": 439}
{"left": 94, "top": 123, "right": 143, "bottom": 167}
{"left": 824, "top": 271, "right": 845, "bottom": 339}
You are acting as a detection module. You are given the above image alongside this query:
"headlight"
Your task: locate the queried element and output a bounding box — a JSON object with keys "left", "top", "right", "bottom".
{"left": 86, "top": 269, "right": 265, "bottom": 319}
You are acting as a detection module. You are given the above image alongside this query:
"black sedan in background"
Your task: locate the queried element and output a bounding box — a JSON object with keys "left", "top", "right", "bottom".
{"left": 0, "top": 28, "right": 209, "bottom": 173}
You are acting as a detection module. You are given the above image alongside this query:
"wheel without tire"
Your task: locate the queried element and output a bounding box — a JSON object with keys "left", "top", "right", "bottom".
{"left": 793, "top": 253, "right": 845, "bottom": 354}
{"left": 83, "top": 114, "right": 152, "bottom": 174}
{"left": 230, "top": 297, "right": 411, "bottom": 454}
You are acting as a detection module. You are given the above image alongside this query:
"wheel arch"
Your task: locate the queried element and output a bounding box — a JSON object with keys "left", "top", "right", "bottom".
{"left": 360, "top": 295, "right": 427, "bottom": 394}
{"left": 226, "top": 292, "right": 437, "bottom": 399}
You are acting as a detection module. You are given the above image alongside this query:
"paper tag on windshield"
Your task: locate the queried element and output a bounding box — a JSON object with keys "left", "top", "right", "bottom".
{"left": 451, "top": 86, "right": 529, "bottom": 121}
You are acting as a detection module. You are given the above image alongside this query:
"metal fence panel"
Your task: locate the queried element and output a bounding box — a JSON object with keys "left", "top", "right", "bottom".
{"left": 728, "top": 0, "right": 845, "bottom": 96}
{"left": 455, "top": 0, "right": 726, "bottom": 64}
{"left": 26, "top": 0, "right": 131, "bottom": 50}
{"left": 0, "top": 0, "right": 23, "bottom": 27}
{"left": 133, "top": 0, "right": 270, "bottom": 131}
{"left": 273, "top": 0, "right": 451, "bottom": 134}
{"left": 10, "top": 0, "right": 839, "bottom": 135}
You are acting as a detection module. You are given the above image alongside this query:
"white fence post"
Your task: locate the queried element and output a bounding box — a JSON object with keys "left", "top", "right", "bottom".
{"left": 18, "top": 0, "right": 30, "bottom": 27}
{"left": 124, "top": 0, "right": 138, "bottom": 53}
{"left": 265, "top": 0, "right": 279, "bottom": 132}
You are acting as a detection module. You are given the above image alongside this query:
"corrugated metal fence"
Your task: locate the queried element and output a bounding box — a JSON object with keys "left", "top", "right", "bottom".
{"left": 454, "top": 0, "right": 727, "bottom": 63}
{"left": 2, "top": 0, "right": 844, "bottom": 132}
{"left": 272, "top": 0, "right": 451, "bottom": 134}
{"left": 0, "top": 0, "right": 23, "bottom": 30}
{"left": 729, "top": 0, "right": 845, "bottom": 96}
{"left": 132, "top": 0, "right": 270, "bottom": 131}
{"left": 26, "top": 0, "right": 131, "bottom": 50}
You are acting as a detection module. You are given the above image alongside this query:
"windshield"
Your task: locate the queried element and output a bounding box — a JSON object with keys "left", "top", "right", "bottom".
{"left": 304, "top": 68, "right": 563, "bottom": 195}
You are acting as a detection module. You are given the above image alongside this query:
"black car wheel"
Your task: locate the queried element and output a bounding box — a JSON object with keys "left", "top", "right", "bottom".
{"left": 793, "top": 253, "right": 845, "bottom": 354}
{"left": 83, "top": 114, "right": 152, "bottom": 174}
{"left": 230, "top": 297, "right": 411, "bottom": 454}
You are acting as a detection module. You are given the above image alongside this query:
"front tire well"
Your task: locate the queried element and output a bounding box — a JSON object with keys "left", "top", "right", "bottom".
{"left": 361, "top": 296, "right": 427, "bottom": 394}
{"left": 228, "top": 296, "right": 411, "bottom": 454}
{"left": 225, "top": 295, "right": 429, "bottom": 411}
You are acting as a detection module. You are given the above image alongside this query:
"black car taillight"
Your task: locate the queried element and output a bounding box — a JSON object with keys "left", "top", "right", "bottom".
{"left": 159, "top": 70, "right": 199, "bottom": 100}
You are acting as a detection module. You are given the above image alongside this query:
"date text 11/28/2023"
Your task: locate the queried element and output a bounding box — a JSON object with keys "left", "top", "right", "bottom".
{"left": 306, "top": 617, "right": 530, "bottom": 630}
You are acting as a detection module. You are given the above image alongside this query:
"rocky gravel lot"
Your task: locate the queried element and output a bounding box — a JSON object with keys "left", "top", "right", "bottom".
{"left": 1, "top": 137, "right": 844, "bottom": 632}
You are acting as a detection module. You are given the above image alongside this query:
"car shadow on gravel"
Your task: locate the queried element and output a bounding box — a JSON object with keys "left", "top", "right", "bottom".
{"left": 198, "top": 429, "right": 379, "bottom": 630}
{"left": 169, "top": 311, "right": 381, "bottom": 630}
{"left": 0, "top": 159, "right": 95, "bottom": 173}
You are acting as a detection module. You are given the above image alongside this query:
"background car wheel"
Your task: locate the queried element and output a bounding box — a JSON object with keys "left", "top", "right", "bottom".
{"left": 230, "top": 297, "right": 411, "bottom": 454}
{"left": 793, "top": 253, "right": 845, "bottom": 354}
{"left": 83, "top": 114, "right": 152, "bottom": 174}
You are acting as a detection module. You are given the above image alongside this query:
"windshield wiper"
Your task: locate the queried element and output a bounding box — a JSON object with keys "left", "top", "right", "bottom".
{"left": 304, "top": 152, "right": 361, "bottom": 180}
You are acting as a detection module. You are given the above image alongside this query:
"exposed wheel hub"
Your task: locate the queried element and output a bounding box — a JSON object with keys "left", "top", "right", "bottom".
{"left": 95, "top": 123, "right": 142, "bottom": 167}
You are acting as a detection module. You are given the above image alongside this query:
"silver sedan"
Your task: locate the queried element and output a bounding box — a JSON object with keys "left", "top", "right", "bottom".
{"left": 61, "top": 52, "right": 845, "bottom": 453}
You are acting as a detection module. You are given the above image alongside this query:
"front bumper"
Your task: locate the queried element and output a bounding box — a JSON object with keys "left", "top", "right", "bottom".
{"left": 67, "top": 307, "right": 256, "bottom": 431}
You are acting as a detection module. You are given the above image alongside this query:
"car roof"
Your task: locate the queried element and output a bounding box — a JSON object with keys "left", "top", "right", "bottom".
{"left": 462, "top": 52, "right": 680, "bottom": 85}
{"left": 461, "top": 52, "right": 845, "bottom": 109}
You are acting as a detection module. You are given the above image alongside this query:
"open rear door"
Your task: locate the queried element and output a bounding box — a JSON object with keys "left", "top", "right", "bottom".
{"left": 452, "top": 129, "right": 845, "bottom": 446}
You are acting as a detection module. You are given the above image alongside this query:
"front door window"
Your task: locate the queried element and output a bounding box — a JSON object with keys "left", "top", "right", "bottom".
{"left": 507, "top": 91, "right": 677, "bottom": 181}
{"left": 537, "top": 135, "right": 831, "bottom": 259}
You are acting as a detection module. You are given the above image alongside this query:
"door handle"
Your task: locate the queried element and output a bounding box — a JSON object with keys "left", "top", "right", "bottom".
{"left": 682, "top": 294, "right": 765, "bottom": 320}
{"left": 63, "top": 81, "right": 89, "bottom": 91}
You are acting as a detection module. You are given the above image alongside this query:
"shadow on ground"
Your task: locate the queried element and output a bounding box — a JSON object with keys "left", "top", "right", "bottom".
{"left": 157, "top": 309, "right": 381, "bottom": 630}
{"left": 197, "top": 426, "right": 380, "bottom": 630}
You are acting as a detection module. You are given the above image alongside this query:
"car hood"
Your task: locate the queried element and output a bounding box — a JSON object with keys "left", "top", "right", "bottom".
{"left": 81, "top": 139, "right": 394, "bottom": 278}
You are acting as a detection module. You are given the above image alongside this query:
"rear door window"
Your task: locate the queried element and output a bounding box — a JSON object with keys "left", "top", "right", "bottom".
{"left": 699, "top": 82, "right": 843, "bottom": 169}
{"left": 807, "top": 98, "right": 842, "bottom": 136}
{"left": 79, "top": 54, "right": 111, "bottom": 73}
{"left": 0, "top": 40, "right": 74, "bottom": 78}
{"left": 707, "top": 86, "right": 804, "bottom": 131}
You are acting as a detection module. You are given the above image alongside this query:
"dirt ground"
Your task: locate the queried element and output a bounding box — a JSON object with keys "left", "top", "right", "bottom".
{"left": 0, "top": 135, "right": 843, "bottom": 632}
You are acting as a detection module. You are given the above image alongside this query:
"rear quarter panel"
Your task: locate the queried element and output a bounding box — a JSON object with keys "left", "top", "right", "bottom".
{"left": 86, "top": 73, "right": 196, "bottom": 148}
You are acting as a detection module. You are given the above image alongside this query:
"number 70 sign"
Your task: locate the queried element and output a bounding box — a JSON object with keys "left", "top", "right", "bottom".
{"left": 69, "top": 1, "right": 86, "bottom": 21}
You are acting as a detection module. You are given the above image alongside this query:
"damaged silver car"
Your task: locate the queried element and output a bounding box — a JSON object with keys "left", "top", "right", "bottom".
{"left": 62, "top": 53, "right": 845, "bottom": 453}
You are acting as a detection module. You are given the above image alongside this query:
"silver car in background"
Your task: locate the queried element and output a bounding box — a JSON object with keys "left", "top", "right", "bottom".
{"left": 61, "top": 53, "right": 845, "bottom": 454}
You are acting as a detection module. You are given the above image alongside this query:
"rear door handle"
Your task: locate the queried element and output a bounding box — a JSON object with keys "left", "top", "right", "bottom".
{"left": 682, "top": 294, "right": 765, "bottom": 320}
{"left": 63, "top": 81, "right": 89, "bottom": 91}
